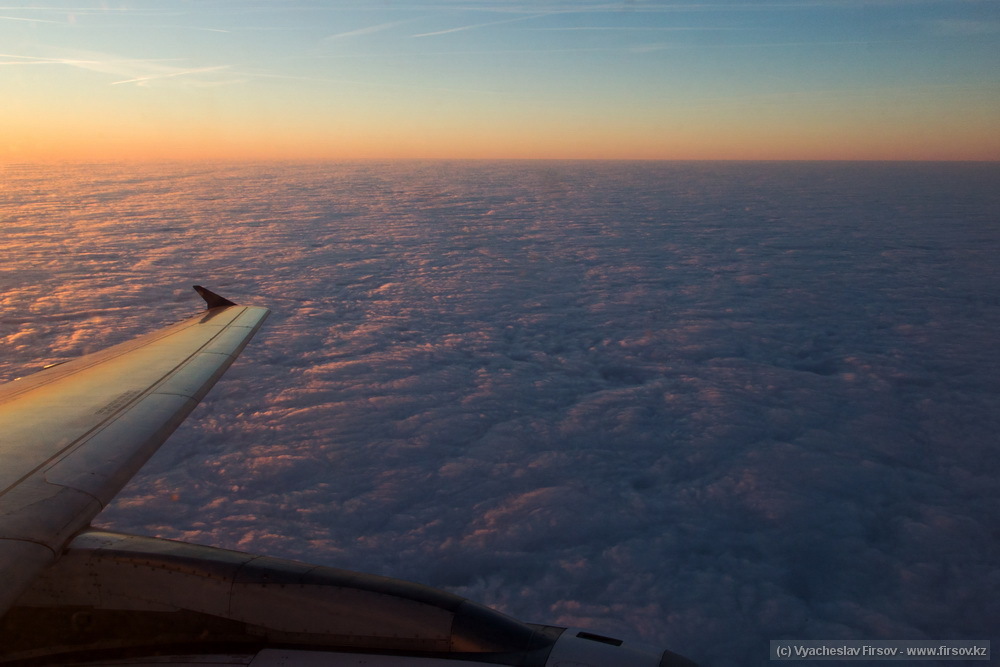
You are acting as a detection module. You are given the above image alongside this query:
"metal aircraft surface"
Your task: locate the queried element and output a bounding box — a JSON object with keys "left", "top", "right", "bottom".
{"left": 0, "top": 287, "right": 695, "bottom": 666}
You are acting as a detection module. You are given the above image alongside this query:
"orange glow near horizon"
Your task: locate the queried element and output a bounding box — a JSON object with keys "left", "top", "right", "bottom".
{"left": 5, "top": 105, "right": 998, "bottom": 163}
{"left": 4, "top": 77, "right": 998, "bottom": 163}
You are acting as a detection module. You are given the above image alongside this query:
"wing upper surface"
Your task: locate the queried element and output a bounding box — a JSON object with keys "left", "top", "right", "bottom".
{"left": 0, "top": 299, "right": 269, "bottom": 616}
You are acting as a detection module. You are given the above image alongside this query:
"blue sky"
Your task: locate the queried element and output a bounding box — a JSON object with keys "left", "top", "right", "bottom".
{"left": 2, "top": 0, "right": 998, "bottom": 160}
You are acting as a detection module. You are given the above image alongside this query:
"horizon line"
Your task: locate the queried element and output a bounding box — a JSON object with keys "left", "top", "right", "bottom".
{"left": 4, "top": 156, "right": 999, "bottom": 166}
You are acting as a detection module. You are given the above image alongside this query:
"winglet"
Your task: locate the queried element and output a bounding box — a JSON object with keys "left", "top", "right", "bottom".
{"left": 193, "top": 285, "right": 238, "bottom": 309}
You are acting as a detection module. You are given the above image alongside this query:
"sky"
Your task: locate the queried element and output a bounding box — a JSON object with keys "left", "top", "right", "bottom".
{"left": 1, "top": 0, "right": 999, "bottom": 161}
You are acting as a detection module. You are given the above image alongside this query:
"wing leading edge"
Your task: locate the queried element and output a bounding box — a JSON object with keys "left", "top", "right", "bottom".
{"left": 0, "top": 287, "right": 269, "bottom": 616}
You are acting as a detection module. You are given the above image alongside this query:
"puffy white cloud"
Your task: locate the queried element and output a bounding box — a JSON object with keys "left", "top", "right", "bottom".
{"left": 2, "top": 160, "right": 998, "bottom": 665}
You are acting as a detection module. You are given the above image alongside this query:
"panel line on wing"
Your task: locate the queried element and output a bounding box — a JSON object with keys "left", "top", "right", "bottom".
{"left": 0, "top": 308, "right": 252, "bottom": 498}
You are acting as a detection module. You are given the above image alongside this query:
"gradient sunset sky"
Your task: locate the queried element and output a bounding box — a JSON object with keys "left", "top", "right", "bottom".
{"left": 3, "top": 0, "right": 999, "bottom": 161}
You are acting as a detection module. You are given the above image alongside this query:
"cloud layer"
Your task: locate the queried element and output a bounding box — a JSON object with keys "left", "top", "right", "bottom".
{"left": 1, "top": 160, "right": 998, "bottom": 665}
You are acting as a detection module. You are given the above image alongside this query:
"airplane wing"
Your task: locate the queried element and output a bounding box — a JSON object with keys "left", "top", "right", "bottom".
{"left": 0, "top": 288, "right": 695, "bottom": 666}
{"left": 0, "top": 286, "right": 269, "bottom": 616}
